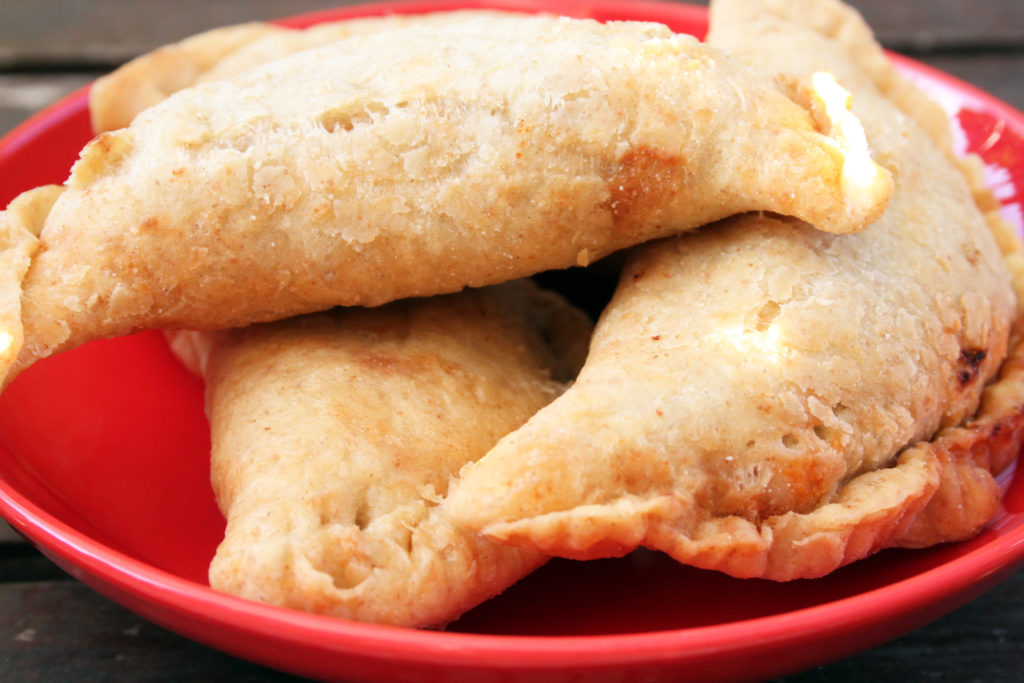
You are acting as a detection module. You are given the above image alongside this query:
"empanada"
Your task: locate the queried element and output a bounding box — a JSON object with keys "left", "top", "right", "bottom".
{"left": 446, "top": 0, "right": 1023, "bottom": 580}
{"left": 89, "top": 21, "right": 280, "bottom": 134}
{"left": 168, "top": 280, "right": 591, "bottom": 626}
{"left": 0, "top": 11, "right": 894, "bottom": 387}
{"left": 91, "top": 12, "right": 558, "bottom": 133}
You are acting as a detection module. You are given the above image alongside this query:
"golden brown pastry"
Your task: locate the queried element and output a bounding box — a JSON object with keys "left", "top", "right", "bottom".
{"left": 446, "top": 0, "right": 1023, "bottom": 580}
{"left": 91, "top": 12, "right": 560, "bottom": 133}
{"left": 0, "top": 11, "right": 893, "bottom": 388}
{"left": 89, "top": 22, "right": 279, "bottom": 134}
{"left": 168, "top": 280, "right": 591, "bottom": 627}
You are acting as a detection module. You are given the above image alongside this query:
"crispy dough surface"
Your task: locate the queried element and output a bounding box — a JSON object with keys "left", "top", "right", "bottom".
{"left": 91, "top": 13, "right": 547, "bottom": 133}
{"left": 89, "top": 22, "right": 279, "bottom": 134}
{"left": 170, "top": 280, "right": 591, "bottom": 627}
{"left": 446, "top": 0, "right": 1021, "bottom": 580}
{"left": 2, "top": 11, "right": 893, "bottom": 386}
{"left": 0, "top": 187, "right": 58, "bottom": 369}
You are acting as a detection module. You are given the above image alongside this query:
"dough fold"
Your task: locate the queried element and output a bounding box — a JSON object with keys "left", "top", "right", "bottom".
{"left": 170, "top": 280, "right": 591, "bottom": 626}
{"left": 0, "top": 11, "right": 892, "bottom": 387}
{"left": 445, "top": 0, "right": 1021, "bottom": 580}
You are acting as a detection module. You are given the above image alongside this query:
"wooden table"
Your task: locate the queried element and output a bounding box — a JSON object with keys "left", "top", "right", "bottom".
{"left": 1, "top": 1, "right": 1022, "bottom": 680}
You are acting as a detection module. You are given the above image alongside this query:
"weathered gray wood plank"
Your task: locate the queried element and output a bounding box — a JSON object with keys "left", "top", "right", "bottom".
{"left": 917, "top": 53, "right": 1024, "bottom": 112}
{"left": 0, "top": 541, "right": 71, "bottom": 582}
{"left": 0, "top": 567, "right": 1019, "bottom": 681}
{"left": 0, "top": 0, "right": 1022, "bottom": 68}
{"left": 0, "top": 580, "right": 303, "bottom": 682}
{"left": 0, "top": 1, "right": 1021, "bottom": 679}
{"left": 853, "top": 0, "right": 1024, "bottom": 51}
{"left": 0, "top": 522, "right": 25, "bottom": 544}
{"left": 778, "top": 567, "right": 1024, "bottom": 682}
{"left": 0, "top": 73, "right": 96, "bottom": 139}
{"left": 0, "top": 0, "right": 363, "bottom": 68}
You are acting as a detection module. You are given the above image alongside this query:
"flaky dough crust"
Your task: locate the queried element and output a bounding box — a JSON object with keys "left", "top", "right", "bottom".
{"left": 446, "top": 0, "right": 1022, "bottom": 580}
{"left": 0, "top": 11, "right": 893, "bottom": 387}
{"left": 90, "top": 13, "right": 570, "bottom": 133}
{"left": 169, "top": 280, "right": 591, "bottom": 626}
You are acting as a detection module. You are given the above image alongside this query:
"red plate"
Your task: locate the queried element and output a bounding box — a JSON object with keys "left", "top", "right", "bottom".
{"left": 1, "top": 2, "right": 1023, "bottom": 681}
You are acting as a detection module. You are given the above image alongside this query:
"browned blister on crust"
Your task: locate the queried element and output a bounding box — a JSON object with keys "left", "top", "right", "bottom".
{"left": 888, "top": 331, "right": 1024, "bottom": 548}
{"left": 0, "top": 11, "right": 892, "bottom": 387}
{"left": 168, "top": 280, "right": 591, "bottom": 627}
{"left": 446, "top": 0, "right": 1022, "bottom": 580}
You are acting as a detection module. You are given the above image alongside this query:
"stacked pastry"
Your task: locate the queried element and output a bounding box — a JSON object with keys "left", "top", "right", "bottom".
{"left": 0, "top": 0, "right": 1021, "bottom": 626}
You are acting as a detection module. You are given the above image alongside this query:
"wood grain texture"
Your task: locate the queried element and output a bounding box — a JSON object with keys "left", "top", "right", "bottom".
{"left": 0, "top": 0, "right": 1021, "bottom": 681}
{"left": 917, "top": 53, "right": 1024, "bottom": 112}
{"left": 850, "top": 0, "right": 1024, "bottom": 50}
{"left": 0, "top": 543, "right": 71, "bottom": 582}
{"left": 0, "top": 7, "right": 1019, "bottom": 139}
{"left": 0, "top": 580, "right": 303, "bottom": 682}
{"left": 0, "top": 522, "right": 25, "bottom": 544}
{"left": 0, "top": 1, "right": 1022, "bottom": 68}
{"left": 0, "top": 0, "right": 344, "bottom": 68}
{"left": 0, "top": 73, "right": 96, "bottom": 138}
{"left": 778, "top": 565, "right": 1024, "bottom": 682}
{"left": 0, "top": 563, "right": 1019, "bottom": 681}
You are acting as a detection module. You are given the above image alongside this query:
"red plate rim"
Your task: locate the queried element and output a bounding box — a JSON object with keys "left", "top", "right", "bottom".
{"left": 2, "top": 463, "right": 1021, "bottom": 668}
{"left": 0, "top": 0, "right": 1023, "bottom": 675}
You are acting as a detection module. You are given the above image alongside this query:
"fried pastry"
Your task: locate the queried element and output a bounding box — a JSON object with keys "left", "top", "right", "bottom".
{"left": 0, "top": 11, "right": 893, "bottom": 388}
{"left": 446, "top": 0, "right": 1023, "bottom": 579}
{"left": 168, "top": 280, "right": 591, "bottom": 626}
{"left": 89, "top": 21, "right": 280, "bottom": 134}
{"left": 92, "top": 12, "right": 617, "bottom": 133}
{"left": 91, "top": 13, "right": 510, "bottom": 132}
